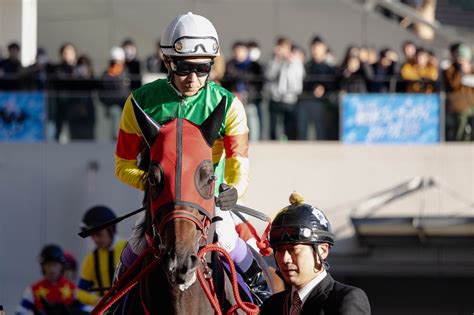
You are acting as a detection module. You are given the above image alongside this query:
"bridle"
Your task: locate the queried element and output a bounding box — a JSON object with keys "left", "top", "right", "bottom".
{"left": 149, "top": 208, "right": 212, "bottom": 253}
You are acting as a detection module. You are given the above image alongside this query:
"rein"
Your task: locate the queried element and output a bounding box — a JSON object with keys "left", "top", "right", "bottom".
{"left": 197, "top": 244, "right": 260, "bottom": 315}
{"left": 91, "top": 247, "right": 161, "bottom": 315}
{"left": 92, "top": 206, "right": 260, "bottom": 315}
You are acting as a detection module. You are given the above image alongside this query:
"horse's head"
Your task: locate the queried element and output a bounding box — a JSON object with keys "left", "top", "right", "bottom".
{"left": 132, "top": 96, "right": 226, "bottom": 290}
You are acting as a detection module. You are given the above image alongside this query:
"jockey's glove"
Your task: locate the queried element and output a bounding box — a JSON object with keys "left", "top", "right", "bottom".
{"left": 215, "top": 183, "right": 238, "bottom": 211}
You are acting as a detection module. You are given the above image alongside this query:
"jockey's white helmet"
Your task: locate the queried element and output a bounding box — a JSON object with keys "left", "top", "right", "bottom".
{"left": 160, "top": 12, "right": 219, "bottom": 58}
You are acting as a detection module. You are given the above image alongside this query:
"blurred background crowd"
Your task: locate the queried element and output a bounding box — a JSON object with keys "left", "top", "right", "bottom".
{"left": 2, "top": 1, "right": 474, "bottom": 314}
{"left": 1, "top": 36, "right": 473, "bottom": 143}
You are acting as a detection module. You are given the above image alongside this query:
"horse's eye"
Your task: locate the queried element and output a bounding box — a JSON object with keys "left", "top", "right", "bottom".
{"left": 195, "top": 160, "right": 214, "bottom": 199}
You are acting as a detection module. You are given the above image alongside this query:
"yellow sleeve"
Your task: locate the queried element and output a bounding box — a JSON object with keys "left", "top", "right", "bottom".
{"left": 223, "top": 97, "right": 250, "bottom": 198}
{"left": 115, "top": 95, "right": 147, "bottom": 191}
{"left": 77, "top": 288, "right": 100, "bottom": 306}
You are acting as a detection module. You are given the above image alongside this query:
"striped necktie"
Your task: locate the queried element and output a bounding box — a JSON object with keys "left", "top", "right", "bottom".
{"left": 291, "top": 291, "right": 302, "bottom": 315}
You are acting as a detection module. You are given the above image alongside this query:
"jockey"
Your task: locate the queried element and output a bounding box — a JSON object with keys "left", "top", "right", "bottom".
{"left": 114, "top": 12, "right": 271, "bottom": 303}
{"left": 15, "top": 244, "right": 83, "bottom": 315}
{"left": 77, "top": 205, "right": 127, "bottom": 306}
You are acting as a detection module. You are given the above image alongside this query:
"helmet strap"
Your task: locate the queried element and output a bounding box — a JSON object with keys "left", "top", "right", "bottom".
{"left": 313, "top": 244, "right": 330, "bottom": 271}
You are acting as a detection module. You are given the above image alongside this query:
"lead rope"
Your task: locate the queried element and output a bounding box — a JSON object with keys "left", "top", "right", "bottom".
{"left": 197, "top": 243, "right": 260, "bottom": 315}
{"left": 91, "top": 247, "right": 161, "bottom": 315}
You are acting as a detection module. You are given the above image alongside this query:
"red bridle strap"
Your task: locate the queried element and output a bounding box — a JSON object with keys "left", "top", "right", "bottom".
{"left": 157, "top": 209, "right": 210, "bottom": 238}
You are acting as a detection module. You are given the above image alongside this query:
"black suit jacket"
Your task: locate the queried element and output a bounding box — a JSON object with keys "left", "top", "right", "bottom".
{"left": 261, "top": 273, "right": 370, "bottom": 315}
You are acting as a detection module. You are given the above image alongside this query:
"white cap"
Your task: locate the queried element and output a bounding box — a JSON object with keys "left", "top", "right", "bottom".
{"left": 160, "top": 12, "right": 219, "bottom": 57}
{"left": 110, "top": 46, "right": 125, "bottom": 62}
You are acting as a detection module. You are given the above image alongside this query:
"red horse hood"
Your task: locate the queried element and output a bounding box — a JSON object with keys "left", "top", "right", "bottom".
{"left": 150, "top": 118, "right": 215, "bottom": 219}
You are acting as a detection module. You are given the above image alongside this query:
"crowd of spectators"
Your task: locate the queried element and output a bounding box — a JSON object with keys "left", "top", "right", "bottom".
{"left": 1, "top": 36, "right": 473, "bottom": 141}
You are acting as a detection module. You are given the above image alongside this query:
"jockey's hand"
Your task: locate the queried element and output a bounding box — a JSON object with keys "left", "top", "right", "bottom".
{"left": 215, "top": 184, "right": 238, "bottom": 211}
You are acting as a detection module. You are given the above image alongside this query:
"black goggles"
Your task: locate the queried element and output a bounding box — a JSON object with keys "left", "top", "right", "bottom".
{"left": 170, "top": 59, "right": 213, "bottom": 77}
{"left": 269, "top": 226, "right": 314, "bottom": 243}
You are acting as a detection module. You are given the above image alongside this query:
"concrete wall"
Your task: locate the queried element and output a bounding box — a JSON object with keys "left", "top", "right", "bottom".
{"left": 34, "top": 0, "right": 429, "bottom": 73}
{"left": 1, "top": 142, "right": 473, "bottom": 312}
{"left": 0, "top": 0, "right": 22, "bottom": 57}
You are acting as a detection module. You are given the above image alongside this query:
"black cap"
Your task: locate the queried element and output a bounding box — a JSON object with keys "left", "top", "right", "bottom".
{"left": 270, "top": 192, "right": 334, "bottom": 247}
{"left": 81, "top": 205, "right": 117, "bottom": 232}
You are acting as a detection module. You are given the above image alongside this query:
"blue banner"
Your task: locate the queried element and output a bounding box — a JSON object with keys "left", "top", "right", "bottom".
{"left": 0, "top": 92, "right": 45, "bottom": 141}
{"left": 342, "top": 94, "right": 440, "bottom": 144}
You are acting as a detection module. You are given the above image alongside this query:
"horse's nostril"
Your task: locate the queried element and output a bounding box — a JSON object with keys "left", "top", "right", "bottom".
{"left": 179, "top": 265, "right": 188, "bottom": 274}
{"left": 166, "top": 254, "right": 177, "bottom": 273}
{"left": 189, "top": 255, "right": 198, "bottom": 269}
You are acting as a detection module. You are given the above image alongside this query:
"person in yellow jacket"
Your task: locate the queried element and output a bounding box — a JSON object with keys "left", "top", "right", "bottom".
{"left": 77, "top": 205, "right": 127, "bottom": 306}
{"left": 400, "top": 47, "right": 439, "bottom": 93}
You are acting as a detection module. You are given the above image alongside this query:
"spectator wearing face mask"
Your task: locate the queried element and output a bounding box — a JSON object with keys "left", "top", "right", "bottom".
{"left": 222, "top": 41, "right": 264, "bottom": 141}
{"left": 22, "top": 47, "right": 54, "bottom": 90}
{"left": 296, "top": 36, "right": 338, "bottom": 141}
{"left": 99, "top": 46, "right": 131, "bottom": 139}
{"left": 145, "top": 39, "right": 167, "bottom": 74}
{"left": 121, "top": 38, "right": 142, "bottom": 90}
{"left": 265, "top": 37, "right": 304, "bottom": 141}
{"left": 444, "top": 43, "right": 474, "bottom": 141}
{"left": 247, "top": 40, "right": 265, "bottom": 139}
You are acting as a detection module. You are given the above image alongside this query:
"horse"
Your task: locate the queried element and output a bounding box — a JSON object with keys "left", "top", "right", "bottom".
{"left": 94, "top": 97, "right": 260, "bottom": 315}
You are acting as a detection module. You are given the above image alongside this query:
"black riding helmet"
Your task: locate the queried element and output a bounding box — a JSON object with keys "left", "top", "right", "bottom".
{"left": 269, "top": 192, "right": 334, "bottom": 247}
{"left": 81, "top": 205, "right": 117, "bottom": 233}
{"left": 39, "top": 244, "right": 66, "bottom": 265}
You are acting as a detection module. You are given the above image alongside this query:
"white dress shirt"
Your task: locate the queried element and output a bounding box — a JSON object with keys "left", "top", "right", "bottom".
{"left": 289, "top": 270, "right": 327, "bottom": 314}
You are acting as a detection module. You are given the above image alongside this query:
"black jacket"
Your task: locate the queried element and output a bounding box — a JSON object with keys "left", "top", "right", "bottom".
{"left": 261, "top": 273, "right": 370, "bottom": 315}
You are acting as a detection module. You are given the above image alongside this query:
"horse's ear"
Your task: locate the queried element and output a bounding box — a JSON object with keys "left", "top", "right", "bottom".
{"left": 200, "top": 96, "right": 226, "bottom": 147}
{"left": 131, "top": 96, "right": 160, "bottom": 147}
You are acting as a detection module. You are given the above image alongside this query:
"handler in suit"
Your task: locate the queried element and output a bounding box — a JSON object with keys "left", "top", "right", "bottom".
{"left": 261, "top": 192, "right": 371, "bottom": 315}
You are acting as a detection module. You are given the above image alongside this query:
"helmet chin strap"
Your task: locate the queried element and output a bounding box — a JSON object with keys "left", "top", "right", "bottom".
{"left": 313, "top": 244, "right": 330, "bottom": 271}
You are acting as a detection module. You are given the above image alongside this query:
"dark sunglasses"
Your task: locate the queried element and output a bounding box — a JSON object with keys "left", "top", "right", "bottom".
{"left": 270, "top": 226, "right": 313, "bottom": 243}
{"left": 170, "top": 59, "right": 213, "bottom": 77}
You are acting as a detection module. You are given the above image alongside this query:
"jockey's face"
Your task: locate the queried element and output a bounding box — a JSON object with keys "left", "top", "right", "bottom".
{"left": 91, "top": 229, "right": 113, "bottom": 249}
{"left": 43, "top": 261, "right": 63, "bottom": 282}
{"left": 274, "top": 243, "right": 329, "bottom": 289}
{"left": 171, "top": 57, "right": 212, "bottom": 96}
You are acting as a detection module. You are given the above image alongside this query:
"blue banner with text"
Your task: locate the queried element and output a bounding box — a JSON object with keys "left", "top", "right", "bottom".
{"left": 342, "top": 94, "right": 440, "bottom": 144}
{"left": 0, "top": 92, "right": 45, "bottom": 141}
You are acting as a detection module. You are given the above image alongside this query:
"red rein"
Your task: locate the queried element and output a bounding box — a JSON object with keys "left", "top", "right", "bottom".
{"left": 197, "top": 244, "right": 260, "bottom": 315}
{"left": 92, "top": 244, "right": 260, "bottom": 315}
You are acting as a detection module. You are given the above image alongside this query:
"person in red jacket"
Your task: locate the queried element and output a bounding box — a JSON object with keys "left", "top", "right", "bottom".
{"left": 15, "top": 244, "right": 85, "bottom": 315}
